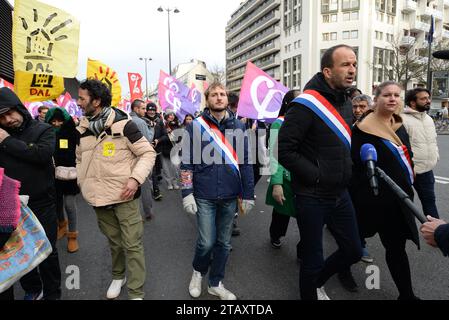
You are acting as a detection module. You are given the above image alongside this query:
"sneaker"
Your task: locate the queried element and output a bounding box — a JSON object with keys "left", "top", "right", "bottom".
{"left": 189, "top": 270, "right": 203, "bottom": 298}
{"left": 317, "top": 286, "right": 331, "bottom": 300}
{"left": 153, "top": 189, "right": 163, "bottom": 201}
{"left": 338, "top": 270, "right": 358, "bottom": 292}
{"left": 173, "top": 183, "right": 180, "bottom": 190}
{"left": 232, "top": 221, "right": 241, "bottom": 237}
{"left": 167, "top": 185, "right": 174, "bottom": 190}
{"left": 208, "top": 282, "right": 237, "bottom": 300}
{"left": 24, "top": 290, "right": 43, "bottom": 300}
{"left": 361, "top": 247, "right": 374, "bottom": 263}
{"left": 106, "top": 278, "right": 127, "bottom": 299}
{"left": 270, "top": 238, "right": 282, "bottom": 249}
{"left": 130, "top": 298, "right": 143, "bottom": 300}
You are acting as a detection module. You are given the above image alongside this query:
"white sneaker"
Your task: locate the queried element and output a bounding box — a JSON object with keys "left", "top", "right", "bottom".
{"left": 317, "top": 286, "right": 331, "bottom": 300}
{"left": 173, "top": 184, "right": 180, "bottom": 190}
{"left": 106, "top": 277, "right": 127, "bottom": 299}
{"left": 130, "top": 298, "right": 143, "bottom": 300}
{"left": 208, "top": 282, "right": 237, "bottom": 300}
{"left": 189, "top": 270, "right": 203, "bottom": 298}
{"left": 167, "top": 185, "right": 174, "bottom": 190}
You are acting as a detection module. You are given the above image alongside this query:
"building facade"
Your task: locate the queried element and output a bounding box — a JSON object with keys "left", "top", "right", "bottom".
{"left": 227, "top": 0, "right": 449, "bottom": 99}
{"left": 225, "top": 0, "right": 282, "bottom": 92}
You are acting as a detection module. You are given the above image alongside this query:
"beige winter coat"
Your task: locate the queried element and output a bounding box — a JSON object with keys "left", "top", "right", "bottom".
{"left": 76, "top": 110, "right": 156, "bottom": 207}
{"left": 402, "top": 107, "right": 439, "bottom": 174}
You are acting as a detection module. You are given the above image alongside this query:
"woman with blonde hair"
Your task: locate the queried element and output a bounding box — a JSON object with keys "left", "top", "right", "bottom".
{"left": 350, "top": 81, "right": 419, "bottom": 300}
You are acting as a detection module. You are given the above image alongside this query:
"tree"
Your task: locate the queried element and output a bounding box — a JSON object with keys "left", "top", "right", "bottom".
{"left": 209, "top": 64, "right": 226, "bottom": 84}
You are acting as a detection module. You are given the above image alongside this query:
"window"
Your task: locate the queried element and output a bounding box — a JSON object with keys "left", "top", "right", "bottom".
{"left": 322, "top": 0, "right": 338, "bottom": 13}
{"left": 376, "top": 0, "right": 386, "bottom": 12}
{"left": 351, "top": 30, "right": 358, "bottom": 39}
{"left": 331, "top": 32, "right": 337, "bottom": 40}
{"left": 342, "top": 0, "right": 359, "bottom": 11}
{"left": 343, "top": 11, "right": 359, "bottom": 21}
{"left": 343, "top": 31, "right": 350, "bottom": 39}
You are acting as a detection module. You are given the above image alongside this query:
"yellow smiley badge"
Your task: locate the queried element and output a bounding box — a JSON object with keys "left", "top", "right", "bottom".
{"left": 59, "top": 139, "right": 69, "bottom": 149}
{"left": 103, "top": 142, "right": 116, "bottom": 157}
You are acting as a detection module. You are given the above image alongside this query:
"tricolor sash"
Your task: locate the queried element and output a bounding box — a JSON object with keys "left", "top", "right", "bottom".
{"left": 293, "top": 90, "right": 352, "bottom": 150}
{"left": 273, "top": 116, "right": 285, "bottom": 126}
{"left": 195, "top": 116, "right": 240, "bottom": 175}
{"left": 382, "top": 140, "right": 414, "bottom": 185}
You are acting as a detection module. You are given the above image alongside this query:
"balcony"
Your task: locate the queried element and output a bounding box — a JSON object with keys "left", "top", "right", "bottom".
{"left": 443, "top": 29, "right": 449, "bottom": 38}
{"left": 227, "top": 40, "right": 280, "bottom": 71}
{"left": 400, "top": 35, "right": 416, "bottom": 47}
{"left": 227, "top": 0, "right": 258, "bottom": 28}
{"left": 402, "top": 0, "right": 417, "bottom": 12}
{"left": 433, "top": 9, "right": 444, "bottom": 20}
{"left": 421, "top": 6, "right": 434, "bottom": 17}
{"left": 226, "top": 26, "right": 280, "bottom": 60}
{"left": 411, "top": 20, "right": 431, "bottom": 32}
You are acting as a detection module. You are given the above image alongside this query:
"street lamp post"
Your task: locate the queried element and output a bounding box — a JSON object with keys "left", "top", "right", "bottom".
{"left": 139, "top": 57, "right": 152, "bottom": 99}
{"left": 157, "top": 6, "right": 180, "bottom": 75}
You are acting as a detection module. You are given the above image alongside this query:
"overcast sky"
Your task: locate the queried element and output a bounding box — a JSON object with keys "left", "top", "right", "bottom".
{"left": 8, "top": 0, "right": 243, "bottom": 94}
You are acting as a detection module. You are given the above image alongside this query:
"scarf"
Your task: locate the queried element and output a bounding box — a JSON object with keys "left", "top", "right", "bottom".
{"left": 356, "top": 110, "right": 404, "bottom": 146}
{"left": 0, "top": 168, "right": 21, "bottom": 233}
{"left": 88, "top": 107, "right": 113, "bottom": 137}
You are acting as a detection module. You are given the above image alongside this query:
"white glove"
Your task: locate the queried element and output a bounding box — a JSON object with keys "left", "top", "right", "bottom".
{"left": 183, "top": 194, "right": 197, "bottom": 215}
{"left": 240, "top": 200, "right": 255, "bottom": 215}
{"left": 19, "top": 195, "right": 30, "bottom": 206}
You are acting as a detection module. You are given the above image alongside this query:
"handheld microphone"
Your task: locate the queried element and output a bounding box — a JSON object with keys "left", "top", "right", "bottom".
{"left": 360, "top": 144, "right": 379, "bottom": 196}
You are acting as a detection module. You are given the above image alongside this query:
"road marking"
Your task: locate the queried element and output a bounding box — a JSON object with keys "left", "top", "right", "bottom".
{"left": 435, "top": 176, "right": 449, "bottom": 184}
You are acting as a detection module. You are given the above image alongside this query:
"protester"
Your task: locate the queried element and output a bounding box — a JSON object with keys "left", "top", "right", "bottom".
{"left": 420, "top": 216, "right": 449, "bottom": 256}
{"left": 45, "top": 107, "right": 81, "bottom": 253}
{"left": 403, "top": 88, "right": 440, "bottom": 218}
{"left": 278, "top": 45, "right": 362, "bottom": 300}
{"left": 352, "top": 94, "right": 373, "bottom": 122}
{"left": 181, "top": 82, "right": 255, "bottom": 300}
{"left": 0, "top": 87, "right": 61, "bottom": 300}
{"left": 76, "top": 79, "right": 156, "bottom": 300}
{"left": 159, "top": 112, "right": 181, "bottom": 190}
{"left": 146, "top": 102, "right": 164, "bottom": 200}
{"left": 351, "top": 81, "right": 420, "bottom": 300}
{"left": 130, "top": 99, "right": 155, "bottom": 220}
{"left": 347, "top": 87, "right": 362, "bottom": 99}
{"left": 183, "top": 114, "right": 194, "bottom": 127}
{"left": 266, "top": 90, "right": 300, "bottom": 249}
{"left": 35, "top": 105, "right": 49, "bottom": 122}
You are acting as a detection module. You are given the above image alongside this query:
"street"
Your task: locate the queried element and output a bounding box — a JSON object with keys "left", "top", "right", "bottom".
{"left": 25, "top": 136, "right": 449, "bottom": 300}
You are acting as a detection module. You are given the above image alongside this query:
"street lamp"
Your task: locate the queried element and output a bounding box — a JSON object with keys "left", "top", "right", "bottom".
{"left": 157, "top": 6, "right": 180, "bottom": 75}
{"left": 139, "top": 57, "right": 152, "bottom": 99}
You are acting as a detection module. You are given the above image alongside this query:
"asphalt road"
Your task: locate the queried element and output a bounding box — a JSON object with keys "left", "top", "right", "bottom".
{"left": 18, "top": 136, "right": 449, "bottom": 300}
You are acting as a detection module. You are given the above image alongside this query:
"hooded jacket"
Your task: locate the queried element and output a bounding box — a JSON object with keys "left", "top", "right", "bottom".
{"left": 45, "top": 107, "right": 80, "bottom": 195}
{"left": 0, "top": 87, "right": 56, "bottom": 208}
{"left": 402, "top": 107, "right": 439, "bottom": 174}
{"left": 278, "top": 73, "right": 353, "bottom": 198}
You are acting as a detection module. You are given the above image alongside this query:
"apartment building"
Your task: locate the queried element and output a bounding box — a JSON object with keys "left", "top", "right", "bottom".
{"left": 225, "top": 0, "right": 282, "bottom": 92}
{"left": 227, "top": 0, "right": 449, "bottom": 98}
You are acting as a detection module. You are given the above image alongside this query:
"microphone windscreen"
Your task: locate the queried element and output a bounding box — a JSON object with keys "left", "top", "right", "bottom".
{"left": 433, "top": 50, "right": 449, "bottom": 60}
{"left": 360, "top": 144, "right": 378, "bottom": 163}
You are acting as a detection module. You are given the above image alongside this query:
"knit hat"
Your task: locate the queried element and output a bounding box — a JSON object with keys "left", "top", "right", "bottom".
{"left": 0, "top": 168, "right": 21, "bottom": 233}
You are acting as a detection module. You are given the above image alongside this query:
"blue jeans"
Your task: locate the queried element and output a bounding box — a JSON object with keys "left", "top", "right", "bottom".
{"left": 295, "top": 190, "right": 362, "bottom": 300}
{"left": 414, "top": 170, "right": 439, "bottom": 218}
{"left": 193, "top": 198, "right": 237, "bottom": 287}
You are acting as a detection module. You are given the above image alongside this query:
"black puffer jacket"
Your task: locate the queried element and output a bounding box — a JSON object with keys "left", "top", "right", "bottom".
{"left": 278, "top": 73, "right": 353, "bottom": 198}
{"left": 0, "top": 88, "right": 56, "bottom": 208}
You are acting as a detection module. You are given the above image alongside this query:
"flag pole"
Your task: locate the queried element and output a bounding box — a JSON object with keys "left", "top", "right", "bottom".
{"left": 427, "top": 15, "right": 434, "bottom": 93}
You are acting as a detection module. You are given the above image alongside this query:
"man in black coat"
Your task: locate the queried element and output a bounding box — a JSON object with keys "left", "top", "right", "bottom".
{"left": 0, "top": 87, "right": 61, "bottom": 300}
{"left": 421, "top": 216, "right": 449, "bottom": 256}
{"left": 278, "top": 45, "right": 362, "bottom": 300}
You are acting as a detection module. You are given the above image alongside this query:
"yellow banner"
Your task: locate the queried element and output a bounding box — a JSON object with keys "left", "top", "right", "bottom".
{"left": 14, "top": 71, "right": 65, "bottom": 102}
{"left": 13, "top": 0, "right": 80, "bottom": 77}
{"left": 87, "top": 59, "right": 122, "bottom": 107}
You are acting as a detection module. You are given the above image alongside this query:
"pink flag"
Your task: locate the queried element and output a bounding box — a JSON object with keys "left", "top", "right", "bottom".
{"left": 237, "top": 61, "right": 289, "bottom": 121}
{"left": 0, "top": 78, "right": 14, "bottom": 90}
{"left": 128, "top": 73, "right": 144, "bottom": 101}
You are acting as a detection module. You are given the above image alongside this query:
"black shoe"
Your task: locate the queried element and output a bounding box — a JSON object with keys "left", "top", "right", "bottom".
{"left": 145, "top": 213, "right": 154, "bottom": 221}
{"left": 232, "top": 221, "right": 241, "bottom": 237}
{"left": 338, "top": 271, "right": 358, "bottom": 292}
{"left": 270, "top": 238, "right": 282, "bottom": 249}
{"left": 153, "top": 189, "right": 163, "bottom": 201}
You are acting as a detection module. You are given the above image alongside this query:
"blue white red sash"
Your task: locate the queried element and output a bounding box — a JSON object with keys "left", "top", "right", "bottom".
{"left": 273, "top": 116, "right": 285, "bottom": 125}
{"left": 195, "top": 116, "right": 240, "bottom": 175}
{"left": 293, "top": 90, "right": 352, "bottom": 150}
{"left": 382, "top": 140, "right": 414, "bottom": 185}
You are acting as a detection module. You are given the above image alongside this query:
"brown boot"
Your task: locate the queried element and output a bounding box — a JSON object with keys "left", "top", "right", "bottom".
{"left": 67, "top": 231, "right": 79, "bottom": 253}
{"left": 57, "top": 220, "right": 68, "bottom": 240}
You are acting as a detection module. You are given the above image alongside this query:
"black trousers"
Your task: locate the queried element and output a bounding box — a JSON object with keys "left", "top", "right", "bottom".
{"left": 20, "top": 202, "right": 61, "bottom": 300}
{"left": 269, "top": 209, "right": 291, "bottom": 240}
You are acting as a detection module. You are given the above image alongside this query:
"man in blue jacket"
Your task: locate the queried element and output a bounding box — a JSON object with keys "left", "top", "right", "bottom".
{"left": 180, "top": 82, "right": 254, "bottom": 300}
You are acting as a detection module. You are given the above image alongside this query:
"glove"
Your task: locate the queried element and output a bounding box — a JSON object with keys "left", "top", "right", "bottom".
{"left": 182, "top": 194, "right": 197, "bottom": 215}
{"left": 240, "top": 199, "right": 255, "bottom": 215}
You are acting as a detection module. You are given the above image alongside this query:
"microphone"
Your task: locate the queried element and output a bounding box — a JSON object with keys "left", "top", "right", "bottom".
{"left": 433, "top": 50, "right": 449, "bottom": 60}
{"left": 360, "top": 144, "right": 379, "bottom": 196}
